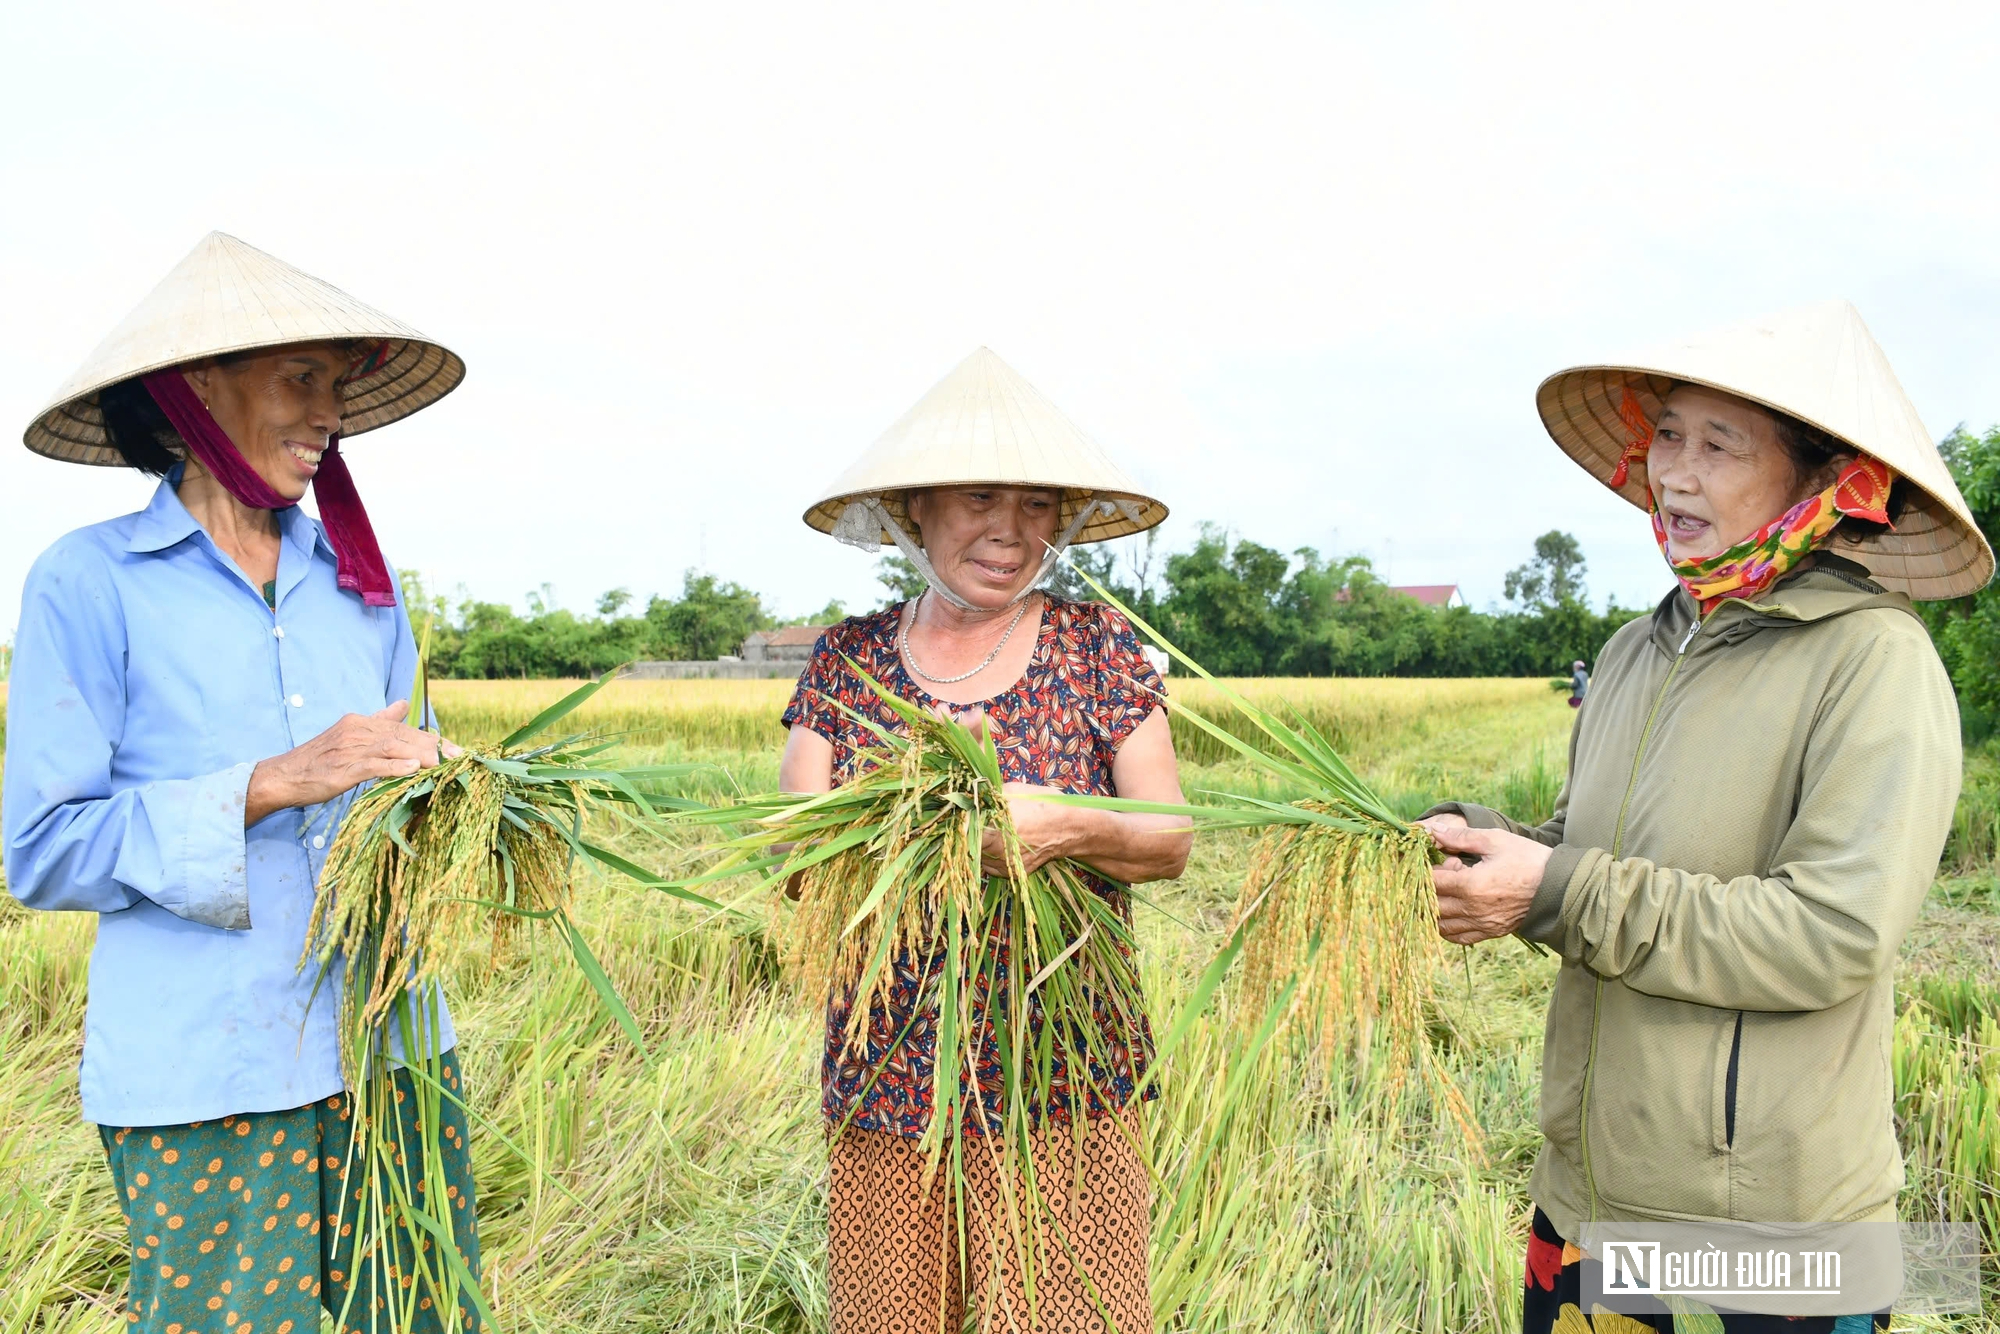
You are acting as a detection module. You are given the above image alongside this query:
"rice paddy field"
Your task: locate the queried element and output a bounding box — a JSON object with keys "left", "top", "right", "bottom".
{"left": 2, "top": 676, "right": 1996, "bottom": 1331}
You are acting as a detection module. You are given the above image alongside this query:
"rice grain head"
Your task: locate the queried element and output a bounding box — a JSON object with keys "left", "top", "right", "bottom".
{"left": 310, "top": 755, "right": 577, "bottom": 1084}
{"left": 1232, "top": 815, "right": 1478, "bottom": 1144}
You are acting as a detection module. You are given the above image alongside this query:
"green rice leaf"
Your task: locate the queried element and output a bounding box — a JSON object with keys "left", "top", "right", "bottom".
{"left": 499, "top": 666, "right": 625, "bottom": 750}
{"left": 574, "top": 839, "right": 735, "bottom": 914}
{"left": 841, "top": 836, "right": 930, "bottom": 939}
{"left": 398, "top": 1201, "right": 499, "bottom": 1329}
{"left": 558, "top": 911, "right": 646, "bottom": 1054}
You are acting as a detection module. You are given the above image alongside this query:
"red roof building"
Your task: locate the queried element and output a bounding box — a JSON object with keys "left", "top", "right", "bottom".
{"left": 1390, "top": 584, "right": 1464, "bottom": 608}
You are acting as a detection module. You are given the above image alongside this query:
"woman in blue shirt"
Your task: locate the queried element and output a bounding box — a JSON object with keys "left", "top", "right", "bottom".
{"left": 5, "top": 233, "right": 476, "bottom": 1334}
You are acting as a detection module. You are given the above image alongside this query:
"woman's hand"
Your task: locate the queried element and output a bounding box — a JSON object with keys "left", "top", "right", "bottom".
{"left": 981, "top": 782, "right": 1073, "bottom": 877}
{"left": 1421, "top": 818, "right": 1551, "bottom": 945}
{"left": 1416, "top": 811, "right": 1468, "bottom": 839}
{"left": 244, "top": 701, "right": 461, "bottom": 825}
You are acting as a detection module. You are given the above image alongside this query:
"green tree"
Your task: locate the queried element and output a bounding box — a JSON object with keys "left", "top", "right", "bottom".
{"left": 645, "top": 570, "right": 773, "bottom": 660}
{"left": 1916, "top": 425, "right": 2000, "bottom": 736}
{"left": 783, "top": 599, "right": 847, "bottom": 627}
{"left": 1048, "top": 530, "right": 1161, "bottom": 621}
{"left": 1286, "top": 555, "right": 1443, "bottom": 676}
{"left": 394, "top": 571, "right": 465, "bottom": 677}
{"left": 1157, "top": 526, "right": 1292, "bottom": 675}
{"left": 1504, "top": 530, "right": 1588, "bottom": 608}
{"left": 876, "top": 555, "right": 926, "bottom": 605}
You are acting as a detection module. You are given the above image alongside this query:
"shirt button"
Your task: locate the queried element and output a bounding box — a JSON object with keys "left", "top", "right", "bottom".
{"left": 289, "top": 694, "right": 304, "bottom": 708}
{"left": 273, "top": 625, "right": 285, "bottom": 639}
{"left": 312, "top": 835, "right": 326, "bottom": 850}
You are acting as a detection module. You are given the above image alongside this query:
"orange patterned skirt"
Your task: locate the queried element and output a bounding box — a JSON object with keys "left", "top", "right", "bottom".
{"left": 827, "top": 1108, "right": 1153, "bottom": 1334}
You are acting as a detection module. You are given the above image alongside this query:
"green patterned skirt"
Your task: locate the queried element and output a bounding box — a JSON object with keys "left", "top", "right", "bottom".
{"left": 99, "top": 1058, "right": 479, "bottom": 1334}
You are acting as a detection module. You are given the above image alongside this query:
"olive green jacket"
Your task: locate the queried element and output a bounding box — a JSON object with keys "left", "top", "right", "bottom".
{"left": 1442, "top": 558, "right": 1959, "bottom": 1238}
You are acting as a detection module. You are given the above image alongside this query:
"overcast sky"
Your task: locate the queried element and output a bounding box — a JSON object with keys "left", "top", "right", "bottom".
{"left": 5, "top": 1, "right": 2000, "bottom": 639}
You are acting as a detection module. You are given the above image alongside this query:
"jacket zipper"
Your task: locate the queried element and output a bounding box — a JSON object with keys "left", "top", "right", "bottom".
{"left": 1723, "top": 1009, "right": 1745, "bottom": 1148}
{"left": 1579, "top": 611, "right": 1702, "bottom": 1220}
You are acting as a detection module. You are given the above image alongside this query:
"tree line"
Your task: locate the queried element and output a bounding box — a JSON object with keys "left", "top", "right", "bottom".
{"left": 400, "top": 574, "right": 843, "bottom": 681}
{"left": 1916, "top": 424, "right": 2000, "bottom": 740}
{"left": 363, "top": 422, "right": 2000, "bottom": 696}
{"left": 1050, "top": 526, "right": 1644, "bottom": 679}
{"left": 402, "top": 525, "right": 1647, "bottom": 681}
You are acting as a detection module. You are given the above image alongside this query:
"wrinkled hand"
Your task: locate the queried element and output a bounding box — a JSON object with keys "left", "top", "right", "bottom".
{"left": 1418, "top": 811, "right": 1468, "bottom": 838}
{"left": 981, "top": 782, "right": 1073, "bottom": 877}
{"left": 1418, "top": 817, "right": 1551, "bottom": 946}
{"left": 245, "top": 701, "right": 462, "bottom": 825}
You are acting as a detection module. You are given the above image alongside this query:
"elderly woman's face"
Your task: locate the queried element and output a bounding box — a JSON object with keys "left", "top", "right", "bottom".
{"left": 904, "top": 486, "right": 1063, "bottom": 609}
{"left": 1646, "top": 385, "right": 1827, "bottom": 562}
{"left": 182, "top": 342, "right": 348, "bottom": 503}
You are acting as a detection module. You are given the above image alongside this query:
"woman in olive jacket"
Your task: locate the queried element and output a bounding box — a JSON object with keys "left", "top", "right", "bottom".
{"left": 1423, "top": 303, "right": 1988, "bottom": 1333}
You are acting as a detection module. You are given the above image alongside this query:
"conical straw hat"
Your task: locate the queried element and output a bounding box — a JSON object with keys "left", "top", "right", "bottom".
{"left": 24, "top": 231, "right": 464, "bottom": 466}
{"left": 1537, "top": 300, "right": 1993, "bottom": 601}
{"left": 803, "top": 347, "right": 1168, "bottom": 545}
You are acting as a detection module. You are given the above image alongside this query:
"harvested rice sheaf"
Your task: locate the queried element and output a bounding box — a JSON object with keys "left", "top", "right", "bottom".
{"left": 1062, "top": 566, "right": 1480, "bottom": 1144}
{"left": 309, "top": 753, "right": 576, "bottom": 1070}
{"left": 302, "top": 671, "right": 693, "bottom": 1333}
{"left": 674, "top": 672, "right": 1152, "bottom": 1318}
{"left": 1233, "top": 815, "right": 1440, "bottom": 1066}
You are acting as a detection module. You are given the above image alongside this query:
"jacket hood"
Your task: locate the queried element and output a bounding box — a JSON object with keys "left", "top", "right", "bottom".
{"left": 1647, "top": 554, "right": 1921, "bottom": 659}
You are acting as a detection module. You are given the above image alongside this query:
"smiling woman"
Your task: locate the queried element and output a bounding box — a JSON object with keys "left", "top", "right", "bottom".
{"left": 97, "top": 343, "right": 362, "bottom": 480}
{"left": 182, "top": 344, "right": 353, "bottom": 487}
{"left": 784, "top": 347, "right": 1186, "bottom": 1333}
{"left": 91, "top": 343, "right": 370, "bottom": 617}
{"left": 5, "top": 231, "right": 477, "bottom": 1334}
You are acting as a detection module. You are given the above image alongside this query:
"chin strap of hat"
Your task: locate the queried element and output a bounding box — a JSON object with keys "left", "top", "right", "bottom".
{"left": 142, "top": 368, "right": 398, "bottom": 608}
{"left": 831, "top": 493, "right": 1145, "bottom": 610}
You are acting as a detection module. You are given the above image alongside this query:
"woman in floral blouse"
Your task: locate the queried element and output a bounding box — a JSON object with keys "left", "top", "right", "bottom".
{"left": 786, "top": 348, "right": 1189, "bottom": 1333}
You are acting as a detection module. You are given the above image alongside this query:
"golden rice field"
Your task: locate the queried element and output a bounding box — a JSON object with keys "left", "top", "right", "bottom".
{"left": 1, "top": 677, "right": 1995, "bottom": 1331}
{"left": 424, "top": 676, "right": 1578, "bottom": 803}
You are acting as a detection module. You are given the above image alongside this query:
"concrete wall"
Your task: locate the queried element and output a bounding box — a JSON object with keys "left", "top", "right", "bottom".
{"left": 625, "top": 660, "right": 805, "bottom": 680}
{"left": 631, "top": 642, "right": 1161, "bottom": 683}
{"left": 741, "top": 638, "right": 823, "bottom": 663}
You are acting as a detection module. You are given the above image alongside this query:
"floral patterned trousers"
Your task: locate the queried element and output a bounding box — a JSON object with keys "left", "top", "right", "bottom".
{"left": 827, "top": 1108, "right": 1153, "bottom": 1334}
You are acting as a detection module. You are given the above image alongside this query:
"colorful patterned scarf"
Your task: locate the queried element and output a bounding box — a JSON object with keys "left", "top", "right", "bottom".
{"left": 1612, "top": 387, "right": 1895, "bottom": 615}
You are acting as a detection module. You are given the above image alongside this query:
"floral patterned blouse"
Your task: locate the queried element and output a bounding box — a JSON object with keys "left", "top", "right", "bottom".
{"left": 780, "top": 594, "right": 1167, "bottom": 1139}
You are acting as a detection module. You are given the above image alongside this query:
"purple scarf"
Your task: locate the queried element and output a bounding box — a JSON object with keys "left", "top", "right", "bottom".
{"left": 142, "top": 369, "right": 397, "bottom": 608}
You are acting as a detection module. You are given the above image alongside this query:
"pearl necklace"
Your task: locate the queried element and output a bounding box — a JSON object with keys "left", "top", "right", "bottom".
{"left": 900, "top": 592, "right": 1031, "bottom": 686}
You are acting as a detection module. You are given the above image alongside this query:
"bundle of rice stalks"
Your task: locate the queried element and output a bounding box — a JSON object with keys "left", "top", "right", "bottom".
{"left": 1059, "top": 571, "right": 1476, "bottom": 1141}
{"left": 1233, "top": 812, "right": 1440, "bottom": 1071}
{"left": 672, "top": 672, "right": 1151, "bottom": 1319}
{"left": 304, "top": 669, "right": 714, "bottom": 1330}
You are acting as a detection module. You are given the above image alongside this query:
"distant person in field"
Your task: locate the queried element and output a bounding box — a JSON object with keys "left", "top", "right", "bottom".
{"left": 3, "top": 234, "right": 481, "bottom": 1334}
{"left": 1418, "top": 304, "right": 1983, "bottom": 1332}
{"left": 779, "top": 349, "right": 1192, "bottom": 1333}
{"left": 1568, "top": 659, "right": 1588, "bottom": 708}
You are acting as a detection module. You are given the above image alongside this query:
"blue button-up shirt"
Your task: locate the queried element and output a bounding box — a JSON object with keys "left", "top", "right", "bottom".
{"left": 3, "top": 470, "right": 453, "bottom": 1127}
